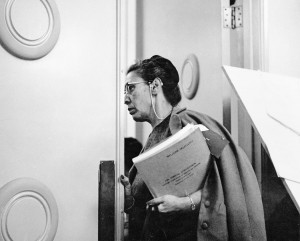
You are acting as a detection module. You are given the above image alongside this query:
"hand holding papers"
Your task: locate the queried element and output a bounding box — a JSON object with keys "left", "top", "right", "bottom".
{"left": 133, "top": 124, "right": 211, "bottom": 198}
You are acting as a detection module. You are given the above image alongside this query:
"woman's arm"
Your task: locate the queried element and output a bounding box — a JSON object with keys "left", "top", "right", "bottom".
{"left": 146, "top": 189, "right": 201, "bottom": 213}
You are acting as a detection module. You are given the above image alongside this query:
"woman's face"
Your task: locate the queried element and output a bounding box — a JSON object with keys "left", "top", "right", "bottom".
{"left": 124, "top": 71, "right": 152, "bottom": 122}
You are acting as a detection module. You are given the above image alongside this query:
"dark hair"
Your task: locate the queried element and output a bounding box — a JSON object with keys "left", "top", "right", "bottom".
{"left": 127, "top": 55, "right": 181, "bottom": 106}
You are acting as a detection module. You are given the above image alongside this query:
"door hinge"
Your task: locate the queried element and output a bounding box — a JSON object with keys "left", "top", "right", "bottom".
{"left": 223, "top": 6, "right": 243, "bottom": 29}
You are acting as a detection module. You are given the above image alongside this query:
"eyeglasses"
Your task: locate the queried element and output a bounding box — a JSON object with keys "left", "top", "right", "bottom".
{"left": 124, "top": 81, "right": 148, "bottom": 95}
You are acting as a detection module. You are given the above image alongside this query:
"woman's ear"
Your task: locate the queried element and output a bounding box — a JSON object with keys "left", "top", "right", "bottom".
{"left": 150, "top": 78, "right": 163, "bottom": 95}
{"left": 155, "top": 77, "right": 163, "bottom": 87}
{"left": 149, "top": 83, "right": 157, "bottom": 96}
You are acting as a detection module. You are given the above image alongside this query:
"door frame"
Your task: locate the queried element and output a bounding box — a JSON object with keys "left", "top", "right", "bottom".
{"left": 116, "top": 0, "right": 132, "bottom": 240}
{"left": 222, "top": 0, "right": 268, "bottom": 139}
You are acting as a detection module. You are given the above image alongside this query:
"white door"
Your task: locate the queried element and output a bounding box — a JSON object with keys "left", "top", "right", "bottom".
{"left": 0, "top": 0, "right": 118, "bottom": 240}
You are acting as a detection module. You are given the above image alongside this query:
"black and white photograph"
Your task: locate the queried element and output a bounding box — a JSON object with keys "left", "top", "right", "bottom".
{"left": 0, "top": 0, "right": 299, "bottom": 240}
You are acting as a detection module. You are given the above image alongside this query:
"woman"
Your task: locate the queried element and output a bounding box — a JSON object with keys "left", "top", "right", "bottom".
{"left": 120, "top": 55, "right": 266, "bottom": 241}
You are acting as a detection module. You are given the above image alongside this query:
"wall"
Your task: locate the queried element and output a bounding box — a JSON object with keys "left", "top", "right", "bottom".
{"left": 131, "top": 0, "right": 223, "bottom": 144}
{"left": 0, "top": 0, "right": 117, "bottom": 240}
{"left": 267, "top": 0, "right": 300, "bottom": 78}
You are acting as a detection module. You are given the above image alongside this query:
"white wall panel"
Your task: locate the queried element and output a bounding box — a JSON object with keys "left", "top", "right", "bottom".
{"left": 0, "top": 1, "right": 117, "bottom": 240}
{"left": 268, "top": 0, "right": 300, "bottom": 78}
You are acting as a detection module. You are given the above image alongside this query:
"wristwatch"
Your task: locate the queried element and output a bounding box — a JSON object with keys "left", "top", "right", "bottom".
{"left": 187, "top": 194, "right": 196, "bottom": 211}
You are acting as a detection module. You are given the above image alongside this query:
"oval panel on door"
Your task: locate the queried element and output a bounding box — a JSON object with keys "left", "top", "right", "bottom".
{"left": 0, "top": 178, "right": 59, "bottom": 241}
{"left": 0, "top": 0, "right": 60, "bottom": 60}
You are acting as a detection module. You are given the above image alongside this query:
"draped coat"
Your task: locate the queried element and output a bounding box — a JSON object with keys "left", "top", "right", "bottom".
{"left": 168, "top": 108, "right": 266, "bottom": 241}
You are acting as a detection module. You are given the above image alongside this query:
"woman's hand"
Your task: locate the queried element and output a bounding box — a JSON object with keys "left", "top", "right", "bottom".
{"left": 120, "top": 174, "right": 131, "bottom": 196}
{"left": 146, "top": 195, "right": 189, "bottom": 213}
{"left": 146, "top": 190, "right": 201, "bottom": 214}
{"left": 120, "top": 175, "right": 135, "bottom": 212}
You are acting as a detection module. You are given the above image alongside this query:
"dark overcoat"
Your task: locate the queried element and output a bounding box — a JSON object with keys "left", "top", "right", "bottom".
{"left": 169, "top": 108, "right": 266, "bottom": 241}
